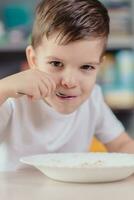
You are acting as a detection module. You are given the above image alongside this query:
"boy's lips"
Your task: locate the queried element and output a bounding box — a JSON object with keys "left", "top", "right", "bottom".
{"left": 55, "top": 92, "right": 78, "bottom": 98}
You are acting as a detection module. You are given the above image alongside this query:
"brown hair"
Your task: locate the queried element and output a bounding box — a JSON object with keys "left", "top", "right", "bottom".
{"left": 31, "top": 0, "right": 110, "bottom": 48}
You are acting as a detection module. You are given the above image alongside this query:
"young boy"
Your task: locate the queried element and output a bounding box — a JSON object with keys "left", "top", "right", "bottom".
{"left": 0, "top": 0, "right": 134, "bottom": 171}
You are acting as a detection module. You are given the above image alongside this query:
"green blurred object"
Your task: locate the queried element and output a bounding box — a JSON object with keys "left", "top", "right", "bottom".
{"left": 3, "top": 4, "right": 31, "bottom": 28}
{"left": 116, "top": 50, "right": 134, "bottom": 91}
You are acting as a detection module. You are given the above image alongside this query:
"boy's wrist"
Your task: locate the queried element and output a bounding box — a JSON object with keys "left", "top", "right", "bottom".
{"left": 0, "top": 80, "right": 10, "bottom": 102}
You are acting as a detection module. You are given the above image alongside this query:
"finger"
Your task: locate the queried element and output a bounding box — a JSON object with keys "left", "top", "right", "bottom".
{"left": 37, "top": 70, "right": 57, "bottom": 94}
{"left": 40, "top": 77, "right": 54, "bottom": 96}
{"left": 31, "top": 86, "right": 42, "bottom": 100}
{"left": 34, "top": 69, "right": 57, "bottom": 97}
{"left": 44, "top": 74, "right": 57, "bottom": 92}
{"left": 38, "top": 80, "right": 49, "bottom": 98}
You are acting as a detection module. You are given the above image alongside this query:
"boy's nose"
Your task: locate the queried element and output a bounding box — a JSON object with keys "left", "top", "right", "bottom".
{"left": 61, "top": 71, "right": 78, "bottom": 89}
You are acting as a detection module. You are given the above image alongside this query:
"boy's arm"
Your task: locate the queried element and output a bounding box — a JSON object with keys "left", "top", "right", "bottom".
{"left": 0, "top": 81, "right": 9, "bottom": 105}
{"left": 0, "top": 69, "right": 56, "bottom": 106}
{"left": 105, "top": 132, "right": 134, "bottom": 153}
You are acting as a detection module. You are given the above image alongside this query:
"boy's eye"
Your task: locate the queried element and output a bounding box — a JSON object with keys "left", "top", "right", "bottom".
{"left": 81, "top": 65, "right": 95, "bottom": 71}
{"left": 49, "top": 61, "right": 63, "bottom": 67}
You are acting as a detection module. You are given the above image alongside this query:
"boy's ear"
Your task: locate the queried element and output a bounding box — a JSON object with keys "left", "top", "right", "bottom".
{"left": 102, "top": 55, "right": 106, "bottom": 62}
{"left": 101, "top": 55, "right": 106, "bottom": 63}
{"left": 26, "top": 45, "right": 37, "bottom": 69}
{"left": 100, "top": 55, "right": 106, "bottom": 66}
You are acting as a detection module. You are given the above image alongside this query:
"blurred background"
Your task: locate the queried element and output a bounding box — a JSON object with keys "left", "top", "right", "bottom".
{"left": 0, "top": 0, "right": 134, "bottom": 136}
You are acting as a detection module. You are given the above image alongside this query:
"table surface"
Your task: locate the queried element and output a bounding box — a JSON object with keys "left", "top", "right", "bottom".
{"left": 0, "top": 169, "right": 134, "bottom": 200}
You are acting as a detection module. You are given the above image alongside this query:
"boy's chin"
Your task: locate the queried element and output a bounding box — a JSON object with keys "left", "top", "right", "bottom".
{"left": 42, "top": 98, "right": 77, "bottom": 114}
{"left": 55, "top": 107, "right": 76, "bottom": 115}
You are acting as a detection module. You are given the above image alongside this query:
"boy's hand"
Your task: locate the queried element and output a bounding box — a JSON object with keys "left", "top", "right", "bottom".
{"left": 0, "top": 69, "right": 56, "bottom": 101}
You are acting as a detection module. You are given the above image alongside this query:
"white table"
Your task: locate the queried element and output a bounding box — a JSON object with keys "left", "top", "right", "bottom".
{"left": 0, "top": 169, "right": 134, "bottom": 200}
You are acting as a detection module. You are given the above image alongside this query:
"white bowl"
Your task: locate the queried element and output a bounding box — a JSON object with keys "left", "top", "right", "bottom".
{"left": 20, "top": 152, "right": 134, "bottom": 183}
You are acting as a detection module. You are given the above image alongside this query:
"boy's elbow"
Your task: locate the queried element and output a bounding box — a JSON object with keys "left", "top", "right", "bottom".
{"left": 105, "top": 132, "right": 134, "bottom": 153}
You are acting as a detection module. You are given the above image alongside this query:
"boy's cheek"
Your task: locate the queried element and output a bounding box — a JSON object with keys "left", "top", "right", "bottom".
{"left": 87, "top": 86, "right": 94, "bottom": 95}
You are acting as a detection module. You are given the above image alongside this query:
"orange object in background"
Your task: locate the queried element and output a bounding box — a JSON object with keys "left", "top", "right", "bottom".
{"left": 90, "top": 138, "right": 107, "bottom": 152}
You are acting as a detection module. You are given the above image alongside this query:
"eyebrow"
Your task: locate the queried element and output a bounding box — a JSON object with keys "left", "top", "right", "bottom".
{"left": 46, "top": 56, "right": 63, "bottom": 62}
{"left": 46, "top": 56, "right": 103, "bottom": 65}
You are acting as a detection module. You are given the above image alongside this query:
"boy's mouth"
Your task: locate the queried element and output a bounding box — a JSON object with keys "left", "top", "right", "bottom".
{"left": 56, "top": 92, "right": 77, "bottom": 99}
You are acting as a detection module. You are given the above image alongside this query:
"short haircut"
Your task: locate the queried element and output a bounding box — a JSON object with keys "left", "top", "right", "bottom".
{"left": 31, "top": 0, "right": 110, "bottom": 48}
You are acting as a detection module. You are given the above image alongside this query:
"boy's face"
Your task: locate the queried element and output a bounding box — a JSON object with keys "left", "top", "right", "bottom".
{"left": 27, "top": 33, "right": 106, "bottom": 114}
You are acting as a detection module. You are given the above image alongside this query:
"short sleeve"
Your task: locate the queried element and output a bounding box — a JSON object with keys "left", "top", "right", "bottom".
{"left": 0, "top": 99, "right": 12, "bottom": 141}
{"left": 94, "top": 86, "right": 125, "bottom": 144}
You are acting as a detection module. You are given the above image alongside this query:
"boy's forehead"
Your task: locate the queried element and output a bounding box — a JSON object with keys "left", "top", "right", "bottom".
{"left": 39, "top": 34, "right": 106, "bottom": 63}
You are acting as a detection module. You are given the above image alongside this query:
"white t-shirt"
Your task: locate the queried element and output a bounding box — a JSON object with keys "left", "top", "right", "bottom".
{"left": 0, "top": 85, "right": 124, "bottom": 171}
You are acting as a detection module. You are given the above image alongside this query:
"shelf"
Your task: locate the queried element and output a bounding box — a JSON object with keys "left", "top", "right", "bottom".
{"left": 0, "top": 41, "right": 28, "bottom": 52}
{"left": 104, "top": 90, "right": 134, "bottom": 110}
{"left": 107, "top": 35, "right": 134, "bottom": 50}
